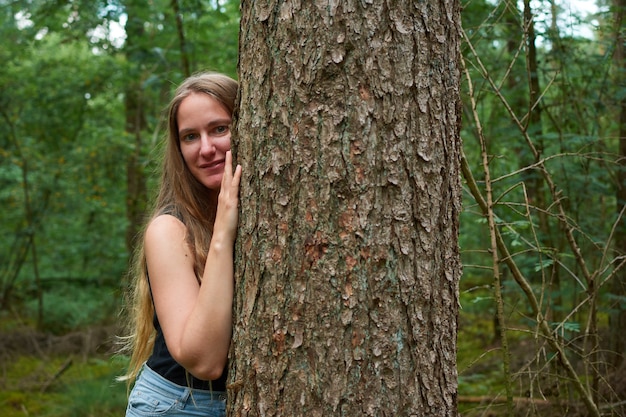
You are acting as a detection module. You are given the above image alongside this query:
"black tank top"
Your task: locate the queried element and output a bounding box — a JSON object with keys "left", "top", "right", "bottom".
{"left": 146, "top": 310, "right": 227, "bottom": 391}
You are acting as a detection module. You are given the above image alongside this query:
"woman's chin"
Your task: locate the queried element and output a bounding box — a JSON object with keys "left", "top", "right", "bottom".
{"left": 203, "top": 180, "right": 222, "bottom": 191}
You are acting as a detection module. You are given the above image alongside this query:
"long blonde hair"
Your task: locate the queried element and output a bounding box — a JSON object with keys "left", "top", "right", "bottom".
{"left": 119, "top": 72, "right": 238, "bottom": 385}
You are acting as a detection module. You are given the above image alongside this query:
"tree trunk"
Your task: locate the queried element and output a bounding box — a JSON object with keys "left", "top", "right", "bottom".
{"left": 171, "top": 0, "right": 191, "bottom": 77}
{"left": 230, "top": 1, "right": 462, "bottom": 416}
{"left": 123, "top": 0, "right": 148, "bottom": 254}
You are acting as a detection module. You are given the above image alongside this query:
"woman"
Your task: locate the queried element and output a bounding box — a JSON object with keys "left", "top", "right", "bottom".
{"left": 121, "top": 72, "right": 241, "bottom": 417}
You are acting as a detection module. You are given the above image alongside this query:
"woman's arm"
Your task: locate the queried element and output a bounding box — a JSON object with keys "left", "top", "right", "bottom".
{"left": 145, "top": 151, "right": 242, "bottom": 380}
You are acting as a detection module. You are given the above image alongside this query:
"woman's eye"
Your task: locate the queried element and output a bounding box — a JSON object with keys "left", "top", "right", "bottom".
{"left": 215, "top": 126, "right": 229, "bottom": 134}
{"left": 182, "top": 133, "right": 198, "bottom": 141}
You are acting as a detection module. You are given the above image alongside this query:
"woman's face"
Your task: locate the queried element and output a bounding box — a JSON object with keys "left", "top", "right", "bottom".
{"left": 177, "top": 92, "right": 232, "bottom": 191}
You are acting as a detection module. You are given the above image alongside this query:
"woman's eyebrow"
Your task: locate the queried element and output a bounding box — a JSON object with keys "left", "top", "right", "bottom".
{"left": 208, "top": 118, "right": 232, "bottom": 126}
{"left": 178, "top": 127, "right": 196, "bottom": 137}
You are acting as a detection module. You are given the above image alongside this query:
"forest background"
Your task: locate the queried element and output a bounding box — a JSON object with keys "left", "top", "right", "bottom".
{"left": 0, "top": 0, "right": 624, "bottom": 416}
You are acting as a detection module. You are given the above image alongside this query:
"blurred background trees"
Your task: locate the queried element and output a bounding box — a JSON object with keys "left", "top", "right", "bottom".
{"left": 0, "top": 0, "right": 239, "bottom": 333}
{"left": 0, "top": 0, "right": 624, "bottom": 415}
{"left": 460, "top": 0, "right": 625, "bottom": 415}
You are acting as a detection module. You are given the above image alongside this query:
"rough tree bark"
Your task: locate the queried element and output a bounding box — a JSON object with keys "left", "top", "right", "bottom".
{"left": 230, "top": 1, "right": 462, "bottom": 415}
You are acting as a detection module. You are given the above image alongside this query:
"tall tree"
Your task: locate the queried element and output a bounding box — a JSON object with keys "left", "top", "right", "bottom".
{"left": 229, "top": 1, "right": 462, "bottom": 415}
{"left": 170, "top": 0, "right": 191, "bottom": 77}
{"left": 123, "top": 0, "right": 149, "bottom": 253}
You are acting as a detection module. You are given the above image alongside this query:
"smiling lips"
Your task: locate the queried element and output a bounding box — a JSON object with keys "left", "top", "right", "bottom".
{"left": 200, "top": 159, "right": 225, "bottom": 170}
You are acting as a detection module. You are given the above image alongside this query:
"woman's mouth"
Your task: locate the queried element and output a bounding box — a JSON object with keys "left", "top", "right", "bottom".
{"left": 200, "top": 160, "right": 225, "bottom": 170}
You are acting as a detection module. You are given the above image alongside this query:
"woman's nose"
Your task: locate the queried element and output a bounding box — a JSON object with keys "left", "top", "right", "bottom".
{"left": 199, "top": 135, "right": 216, "bottom": 156}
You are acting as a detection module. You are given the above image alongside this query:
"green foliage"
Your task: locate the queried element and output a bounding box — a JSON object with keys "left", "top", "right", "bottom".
{"left": 23, "top": 285, "right": 120, "bottom": 334}
{"left": 0, "top": 27, "right": 129, "bottom": 316}
{"left": 0, "top": 1, "right": 240, "bottom": 410}
{"left": 178, "top": 0, "right": 240, "bottom": 77}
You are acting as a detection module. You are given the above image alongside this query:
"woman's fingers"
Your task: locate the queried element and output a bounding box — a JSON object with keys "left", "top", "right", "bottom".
{"left": 222, "top": 151, "right": 241, "bottom": 190}
{"left": 222, "top": 151, "right": 233, "bottom": 186}
{"left": 232, "top": 163, "right": 242, "bottom": 188}
{"left": 213, "top": 151, "right": 240, "bottom": 240}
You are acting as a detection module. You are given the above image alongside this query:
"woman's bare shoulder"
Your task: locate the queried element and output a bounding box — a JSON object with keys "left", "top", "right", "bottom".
{"left": 143, "top": 214, "right": 195, "bottom": 283}
{"left": 144, "top": 214, "right": 187, "bottom": 247}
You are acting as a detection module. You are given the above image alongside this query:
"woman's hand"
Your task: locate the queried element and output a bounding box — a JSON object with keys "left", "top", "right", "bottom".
{"left": 214, "top": 150, "right": 242, "bottom": 244}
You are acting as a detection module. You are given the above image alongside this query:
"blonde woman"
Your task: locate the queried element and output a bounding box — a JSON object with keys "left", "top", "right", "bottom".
{"left": 122, "top": 72, "right": 241, "bottom": 417}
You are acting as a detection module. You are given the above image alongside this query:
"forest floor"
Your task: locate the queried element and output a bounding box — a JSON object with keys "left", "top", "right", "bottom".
{"left": 456, "top": 314, "right": 626, "bottom": 417}
{"left": 0, "top": 323, "right": 127, "bottom": 417}
{"left": 0, "top": 322, "right": 625, "bottom": 416}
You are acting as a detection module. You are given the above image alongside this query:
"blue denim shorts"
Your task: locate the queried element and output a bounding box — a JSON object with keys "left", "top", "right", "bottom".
{"left": 125, "top": 364, "right": 226, "bottom": 417}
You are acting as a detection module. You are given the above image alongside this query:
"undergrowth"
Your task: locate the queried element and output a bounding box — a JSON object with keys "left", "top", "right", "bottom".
{"left": 0, "top": 354, "right": 128, "bottom": 417}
